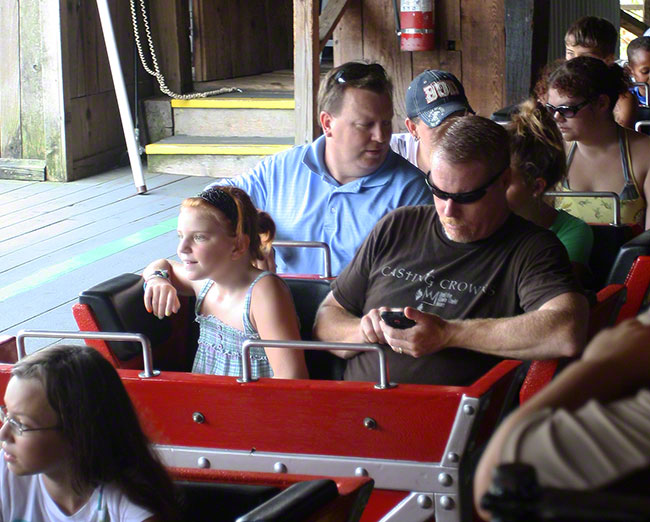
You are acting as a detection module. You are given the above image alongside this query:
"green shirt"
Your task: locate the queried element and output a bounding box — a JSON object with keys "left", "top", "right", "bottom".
{"left": 549, "top": 209, "right": 594, "bottom": 265}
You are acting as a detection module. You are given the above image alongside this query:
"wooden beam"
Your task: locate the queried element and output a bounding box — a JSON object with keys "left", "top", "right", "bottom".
{"left": 504, "top": 0, "right": 549, "bottom": 106}
{"left": 644, "top": 0, "right": 650, "bottom": 27}
{"left": 621, "top": 10, "right": 648, "bottom": 37}
{"left": 319, "top": 0, "right": 351, "bottom": 51}
{"left": 150, "top": 0, "right": 193, "bottom": 94}
{"left": 294, "top": 0, "right": 320, "bottom": 145}
{"left": 0, "top": 158, "right": 46, "bottom": 181}
{"left": 0, "top": 0, "right": 21, "bottom": 158}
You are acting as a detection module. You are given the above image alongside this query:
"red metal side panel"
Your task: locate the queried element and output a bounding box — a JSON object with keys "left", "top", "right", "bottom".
{"left": 121, "top": 360, "right": 519, "bottom": 462}
{"left": 618, "top": 256, "right": 650, "bottom": 322}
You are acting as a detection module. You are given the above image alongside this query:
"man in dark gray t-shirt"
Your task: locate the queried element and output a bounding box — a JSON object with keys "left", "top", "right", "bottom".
{"left": 313, "top": 116, "right": 589, "bottom": 385}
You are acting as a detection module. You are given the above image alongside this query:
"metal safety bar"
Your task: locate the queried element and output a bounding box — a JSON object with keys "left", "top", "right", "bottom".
{"left": 635, "top": 120, "right": 650, "bottom": 133}
{"left": 239, "top": 339, "right": 396, "bottom": 389}
{"left": 632, "top": 82, "right": 650, "bottom": 109}
{"left": 272, "top": 240, "right": 332, "bottom": 278}
{"left": 16, "top": 330, "right": 160, "bottom": 378}
{"left": 545, "top": 191, "right": 621, "bottom": 226}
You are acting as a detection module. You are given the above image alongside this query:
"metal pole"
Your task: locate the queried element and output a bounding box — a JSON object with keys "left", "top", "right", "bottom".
{"left": 95, "top": 0, "right": 147, "bottom": 194}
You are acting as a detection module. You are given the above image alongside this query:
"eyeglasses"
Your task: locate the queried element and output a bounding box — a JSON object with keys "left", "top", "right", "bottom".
{"left": 544, "top": 99, "right": 591, "bottom": 118}
{"left": 0, "top": 406, "right": 60, "bottom": 436}
{"left": 424, "top": 167, "right": 506, "bottom": 204}
{"left": 333, "top": 63, "right": 387, "bottom": 84}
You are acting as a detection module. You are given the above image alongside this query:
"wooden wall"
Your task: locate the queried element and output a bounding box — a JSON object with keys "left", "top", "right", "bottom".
{"left": 0, "top": 0, "right": 154, "bottom": 182}
{"left": 193, "top": 0, "right": 293, "bottom": 82}
{"left": 333, "top": 0, "right": 506, "bottom": 132}
{"left": 64, "top": 0, "right": 154, "bottom": 180}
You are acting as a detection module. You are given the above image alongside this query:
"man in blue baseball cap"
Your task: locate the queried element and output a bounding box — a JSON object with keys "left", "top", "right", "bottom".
{"left": 391, "top": 70, "right": 474, "bottom": 173}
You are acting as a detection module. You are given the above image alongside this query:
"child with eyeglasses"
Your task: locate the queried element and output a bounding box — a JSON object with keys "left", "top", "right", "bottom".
{"left": 142, "top": 186, "right": 308, "bottom": 379}
{"left": 0, "top": 345, "right": 180, "bottom": 521}
{"left": 536, "top": 56, "right": 650, "bottom": 230}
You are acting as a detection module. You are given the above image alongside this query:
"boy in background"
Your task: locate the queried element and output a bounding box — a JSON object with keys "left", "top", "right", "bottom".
{"left": 627, "top": 36, "right": 650, "bottom": 106}
{"left": 565, "top": 16, "right": 637, "bottom": 128}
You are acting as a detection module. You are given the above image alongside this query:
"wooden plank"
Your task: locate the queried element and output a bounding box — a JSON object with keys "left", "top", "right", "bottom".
{"left": 0, "top": 159, "right": 46, "bottom": 181}
{"left": 41, "top": 0, "right": 70, "bottom": 182}
{"left": 621, "top": 9, "right": 647, "bottom": 36}
{"left": 0, "top": 0, "right": 22, "bottom": 158}
{"left": 192, "top": 0, "right": 233, "bottom": 81}
{"left": 504, "top": 0, "right": 534, "bottom": 106}
{"left": 265, "top": 0, "right": 294, "bottom": 71}
{"left": 645, "top": 0, "right": 650, "bottom": 27}
{"left": 19, "top": 0, "right": 46, "bottom": 164}
{"left": 149, "top": 0, "right": 192, "bottom": 94}
{"left": 362, "top": 0, "right": 412, "bottom": 131}
{"left": 68, "top": 91, "right": 125, "bottom": 164}
{"left": 148, "top": 153, "right": 265, "bottom": 178}
{"left": 294, "top": 0, "right": 320, "bottom": 144}
{"left": 174, "top": 108, "right": 295, "bottom": 138}
{"left": 333, "top": 0, "right": 363, "bottom": 64}
{"left": 461, "top": 0, "right": 505, "bottom": 118}
{"left": 320, "top": 0, "right": 352, "bottom": 50}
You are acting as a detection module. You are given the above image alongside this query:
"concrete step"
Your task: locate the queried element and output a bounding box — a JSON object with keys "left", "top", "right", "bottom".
{"left": 145, "top": 136, "right": 293, "bottom": 178}
{"left": 144, "top": 92, "right": 295, "bottom": 142}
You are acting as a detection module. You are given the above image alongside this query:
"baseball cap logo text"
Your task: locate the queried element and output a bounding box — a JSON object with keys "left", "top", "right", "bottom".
{"left": 423, "top": 80, "right": 460, "bottom": 103}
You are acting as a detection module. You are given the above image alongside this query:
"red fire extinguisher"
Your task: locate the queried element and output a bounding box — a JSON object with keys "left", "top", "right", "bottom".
{"left": 393, "top": 0, "right": 435, "bottom": 52}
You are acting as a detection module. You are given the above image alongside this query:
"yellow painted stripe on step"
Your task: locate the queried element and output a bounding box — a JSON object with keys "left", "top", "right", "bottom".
{"left": 145, "top": 143, "right": 293, "bottom": 155}
{"left": 171, "top": 98, "right": 295, "bottom": 109}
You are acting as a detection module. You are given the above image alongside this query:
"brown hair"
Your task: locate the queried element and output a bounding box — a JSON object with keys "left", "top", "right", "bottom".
{"left": 317, "top": 61, "right": 393, "bottom": 116}
{"left": 565, "top": 16, "right": 617, "bottom": 58}
{"left": 432, "top": 115, "right": 510, "bottom": 174}
{"left": 507, "top": 99, "right": 566, "bottom": 189}
{"left": 12, "top": 345, "right": 180, "bottom": 521}
{"left": 182, "top": 186, "right": 275, "bottom": 261}
{"left": 535, "top": 56, "right": 629, "bottom": 112}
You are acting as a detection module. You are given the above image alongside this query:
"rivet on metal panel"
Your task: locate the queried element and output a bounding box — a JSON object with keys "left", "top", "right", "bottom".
{"left": 197, "top": 457, "right": 210, "bottom": 469}
{"left": 438, "top": 472, "right": 453, "bottom": 487}
{"left": 354, "top": 467, "right": 369, "bottom": 477}
{"left": 463, "top": 404, "right": 475, "bottom": 416}
{"left": 440, "top": 495, "right": 455, "bottom": 510}
{"left": 192, "top": 412, "right": 205, "bottom": 424}
{"left": 417, "top": 494, "right": 433, "bottom": 509}
{"left": 273, "top": 462, "right": 287, "bottom": 473}
{"left": 447, "top": 452, "right": 459, "bottom": 463}
{"left": 363, "top": 417, "right": 377, "bottom": 430}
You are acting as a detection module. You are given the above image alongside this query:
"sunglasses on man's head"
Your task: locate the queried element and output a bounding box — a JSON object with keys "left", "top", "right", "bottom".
{"left": 424, "top": 167, "right": 506, "bottom": 204}
{"left": 544, "top": 99, "right": 591, "bottom": 119}
{"left": 333, "top": 63, "right": 387, "bottom": 84}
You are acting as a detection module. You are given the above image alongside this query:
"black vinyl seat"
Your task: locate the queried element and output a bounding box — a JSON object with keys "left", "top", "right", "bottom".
{"left": 78, "top": 273, "right": 346, "bottom": 379}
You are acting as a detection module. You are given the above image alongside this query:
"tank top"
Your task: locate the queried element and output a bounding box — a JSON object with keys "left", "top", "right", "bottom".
{"left": 555, "top": 127, "right": 646, "bottom": 226}
{"left": 192, "top": 271, "right": 274, "bottom": 378}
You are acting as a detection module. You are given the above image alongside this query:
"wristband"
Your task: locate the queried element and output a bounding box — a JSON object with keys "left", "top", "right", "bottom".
{"left": 143, "top": 269, "right": 170, "bottom": 291}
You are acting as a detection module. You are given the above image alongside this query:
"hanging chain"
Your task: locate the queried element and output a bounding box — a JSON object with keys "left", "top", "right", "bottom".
{"left": 129, "top": 0, "right": 240, "bottom": 99}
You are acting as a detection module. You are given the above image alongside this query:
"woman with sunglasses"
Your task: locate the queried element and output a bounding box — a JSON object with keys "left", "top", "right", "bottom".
{"left": 537, "top": 56, "right": 650, "bottom": 229}
{"left": 0, "top": 345, "right": 180, "bottom": 521}
{"left": 506, "top": 98, "right": 593, "bottom": 285}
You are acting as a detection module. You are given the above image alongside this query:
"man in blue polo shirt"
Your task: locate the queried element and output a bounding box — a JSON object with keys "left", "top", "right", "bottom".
{"left": 206, "top": 62, "right": 430, "bottom": 275}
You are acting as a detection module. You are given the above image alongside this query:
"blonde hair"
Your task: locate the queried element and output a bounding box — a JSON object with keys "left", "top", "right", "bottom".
{"left": 507, "top": 99, "right": 566, "bottom": 189}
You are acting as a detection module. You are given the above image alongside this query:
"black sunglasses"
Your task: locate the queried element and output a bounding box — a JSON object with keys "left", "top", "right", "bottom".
{"left": 544, "top": 99, "right": 591, "bottom": 119}
{"left": 424, "top": 167, "right": 506, "bottom": 204}
{"left": 333, "top": 63, "right": 387, "bottom": 84}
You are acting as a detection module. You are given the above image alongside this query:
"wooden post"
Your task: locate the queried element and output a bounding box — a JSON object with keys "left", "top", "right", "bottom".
{"left": 0, "top": 0, "right": 70, "bottom": 181}
{"left": 0, "top": 0, "right": 21, "bottom": 159}
{"left": 645, "top": 0, "right": 650, "bottom": 28}
{"left": 294, "top": 0, "right": 320, "bottom": 145}
{"left": 150, "top": 0, "right": 193, "bottom": 95}
{"left": 504, "top": 0, "right": 549, "bottom": 106}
